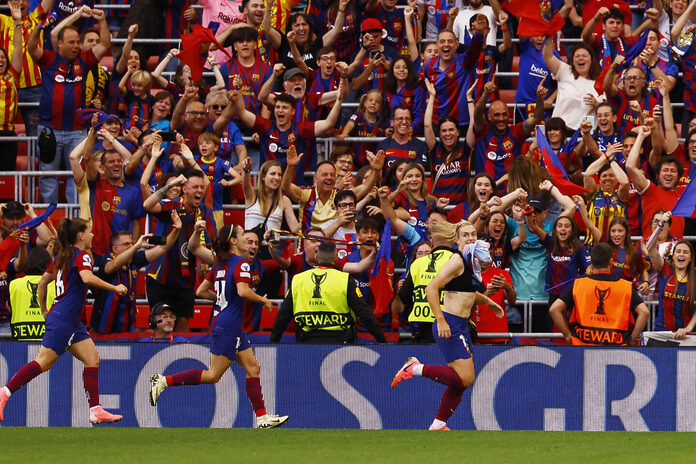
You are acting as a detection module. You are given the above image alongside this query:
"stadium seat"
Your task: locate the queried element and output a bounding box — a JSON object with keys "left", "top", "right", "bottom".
{"left": 499, "top": 89, "right": 516, "bottom": 105}
{"left": 224, "top": 208, "right": 244, "bottom": 225}
{"left": 189, "top": 305, "right": 212, "bottom": 329}
{"left": 0, "top": 176, "right": 15, "bottom": 199}
{"left": 135, "top": 304, "right": 151, "bottom": 329}
{"left": 259, "top": 305, "right": 278, "bottom": 331}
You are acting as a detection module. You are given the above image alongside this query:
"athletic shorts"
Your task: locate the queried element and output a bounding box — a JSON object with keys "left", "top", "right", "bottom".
{"left": 210, "top": 330, "right": 252, "bottom": 360}
{"left": 42, "top": 314, "right": 91, "bottom": 355}
{"left": 146, "top": 276, "right": 195, "bottom": 319}
{"left": 433, "top": 311, "right": 473, "bottom": 363}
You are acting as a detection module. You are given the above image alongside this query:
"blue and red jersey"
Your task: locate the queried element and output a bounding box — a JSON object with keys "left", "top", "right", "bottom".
{"left": 308, "top": 0, "right": 362, "bottom": 62}
{"left": 474, "top": 121, "right": 527, "bottom": 189}
{"left": 346, "top": 110, "right": 387, "bottom": 166}
{"left": 253, "top": 116, "right": 316, "bottom": 186}
{"left": 681, "top": 43, "right": 696, "bottom": 114}
{"left": 207, "top": 120, "right": 245, "bottom": 161}
{"left": 206, "top": 254, "right": 252, "bottom": 334}
{"left": 162, "top": 0, "right": 193, "bottom": 42}
{"left": 47, "top": 249, "right": 92, "bottom": 325}
{"left": 376, "top": 136, "right": 429, "bottom": 175}
{"left": 37, "top": 48, "right": 99, "bottom": 130}
{"left": 309, "top": 70, "right": 340, "bottom": 94}
{"left": 42, "top": 0, "right": 94, "bottom": 52}
{"left": 147, "top": 198, "right": 217, "bottom": 289}
{"left": 385, "top": 85, "right": 425, "bottom": 134}
{"left": 122, "top": 91, "right": 154, "bottom": 131}
{"left": 196, "top": 155, "right": 233, "bottom": 211}
{"left": 656, "top": 262, "right": 692, "bottom": 331}
{"left": 423, "top": 33, "right": 483, "bottom": 126}
{"left": 394, "top": 195, "right": 429, "bottom": 241}
{"left": 543, "top": 239, "right": 587, "bottom": 297}
{"left": 365, "top": 4, "right": 410, "bottom": 55}
{"left": 91, "top": 249, "right": 149, "bottom": 333}
{"left": 221, "top": 58, "right": 272, "bottom": 114}
{"left": 88, "top": 177, "right": 146, "bottom": 257}
{"left": 612, "top": 90, "right": 659, "bottom": 138}
{"left": 352, "top": 45, "right": 400, "bottom": 96}
{"left": 430, "top": 141, "right": 471, "bottom": 205}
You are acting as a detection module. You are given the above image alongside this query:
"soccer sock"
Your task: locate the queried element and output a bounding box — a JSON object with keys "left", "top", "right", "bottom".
{"left": 166, "top": 369, "right": 203, "bottom": 386}
{"left": 421, "top": 365, "right": 465, "bottom": 389}
{"left": 6, "top": 361, "right": 42, "bottom": 394}
{"left": 83, "top": 367, "right": 100, "bottom": 408}
{"left": 435, "top": 385, "right": 465, "bottom": 423}
{"left": 413, "top": 364, "right": 424, "bottom": 376}
{"left": 245, "top": 377, "right": 266, "bottom": 417}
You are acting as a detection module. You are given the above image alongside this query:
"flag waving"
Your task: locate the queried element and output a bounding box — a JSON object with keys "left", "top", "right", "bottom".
{"left": 594, "top": 30, "right": 649, "bottom": 94}
{"left": 179, "top": 25, "right": 234, "bottom": 82}
{"left": 672, "top": 179, "right": 696, "bottom": 217}
{"left": 536, "top": 126, "right": 589, "bottom": 196}
{"left": 501, "top": 0, "right": 565, "bottom": 36}
{"left": 369, "top": 220, "right": 394, "bottom": 316}
{"left": 0, "top": 203, "right": 57, "bottom": 270}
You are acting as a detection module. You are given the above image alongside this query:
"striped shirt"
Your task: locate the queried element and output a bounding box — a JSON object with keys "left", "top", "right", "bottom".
{"left": 0, "top": 6, "right": 45, "bottom": 89}
{"left": 0, "top": 67, "right": 20, "bottom": 131}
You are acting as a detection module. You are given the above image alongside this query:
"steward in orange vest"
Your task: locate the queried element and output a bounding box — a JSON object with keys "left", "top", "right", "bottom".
{"left": 550, "top": 243, "right": 649, "bottom": 345}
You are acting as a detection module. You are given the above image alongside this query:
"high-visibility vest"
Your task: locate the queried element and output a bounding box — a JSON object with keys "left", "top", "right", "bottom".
{"left": 570, "top": 275, "right": 634, "bottom": 346}
{"left": 408, "top": 248, "right": 454, "bottom": 323}
{"left": 9, "top": 275, "right": 55, "bottom": 341}
{"left": 291, "top": 266, "right": 353, "bottom": 332}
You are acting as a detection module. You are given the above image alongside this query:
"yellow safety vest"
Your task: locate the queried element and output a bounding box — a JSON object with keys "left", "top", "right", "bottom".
{"left": 9, "top": 275, "right": 55, "bottom": 341}
{"left": 291, "top": 266, "right": 353, "bottom": 332}
{"left": 408, "top": 248, "right": 454, "bottom": 323}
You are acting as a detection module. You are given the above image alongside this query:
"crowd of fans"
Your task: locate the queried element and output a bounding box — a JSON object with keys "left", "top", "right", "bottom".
{"left": 1, "top": 0, "right": 695, "bottom": 344}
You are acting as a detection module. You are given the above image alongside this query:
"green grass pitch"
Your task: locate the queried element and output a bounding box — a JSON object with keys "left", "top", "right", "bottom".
{"left": 0, "top": 428, "right": 693, "bottom": 464}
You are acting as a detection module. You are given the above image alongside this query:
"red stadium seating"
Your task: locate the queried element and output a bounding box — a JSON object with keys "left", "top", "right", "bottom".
{"left": 259, "top": 305, "right": 278, "bottom": 331}
{"left": 189, "top": 305, "right": 212, "bottom": 329}
{"left": 0, "top": 176, "right": 15, "bottom": 199}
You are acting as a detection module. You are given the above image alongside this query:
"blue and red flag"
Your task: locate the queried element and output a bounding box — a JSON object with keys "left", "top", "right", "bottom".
{"left": 536, "top": 126, "right": 589, "bottom": 196}
{"left": 594, "top": 30, "right": 650, "bottom": 94}
{"left": 0, "top": 203, "right": 57, "bottom": 270}
{"left": 369, "top": 220, "right": 394, "bottom": 317}
{"left": 672, "top": 179, "right": 696, "bottom": 218}
{"left": 501, "top": 0, "right": 565, "bottom": 37}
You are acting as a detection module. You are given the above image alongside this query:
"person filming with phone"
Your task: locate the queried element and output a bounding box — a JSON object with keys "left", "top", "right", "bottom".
{"left": 89, "top": 212, "right": 182, "bottom": 334}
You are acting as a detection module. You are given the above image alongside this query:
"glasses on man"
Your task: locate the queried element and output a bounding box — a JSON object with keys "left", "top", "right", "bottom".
{"left": 393, "top": 116, "right": 412, "bottom": 122}
{"left": 337, "top": 202, "right": 356, "bottom": 209}
{"left": 623, "top": 76, "right": 643, "bottom": 82}
{"left": 320, "top": 56, "right": 336, "bottom": 62}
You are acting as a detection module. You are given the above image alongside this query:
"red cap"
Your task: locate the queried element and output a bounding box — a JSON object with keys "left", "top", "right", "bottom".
{"left": 361, "top": 18, "right": 383, "bottom": 33}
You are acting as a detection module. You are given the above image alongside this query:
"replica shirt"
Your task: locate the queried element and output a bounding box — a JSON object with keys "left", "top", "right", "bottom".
{"left": 206, "top": 253, "right": 251, "bottom": 334}
{"left": 656, "top": 261, "right": 691, "bottom": 331}
{"left": 37, "top": 48, "right": 99, "bottom": 130}
{"left": 221, "top": 57, "right": 272, "bottom": 114}
{"left": 0, "top": 5, "right": 45, "bottom": 89}
{"left": 474, "top": 121, "right": 527, "bottom": 190}
{"left": 47, "top": 249, "right": 92, "bottom": 325}
{"left": 377, "top": 136, "right": 429, "bottom": 174}
{"left": 430, "top": 141, "right": 471, "bottom": 205}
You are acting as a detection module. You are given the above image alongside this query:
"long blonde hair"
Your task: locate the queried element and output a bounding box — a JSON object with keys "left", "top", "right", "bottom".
{"left": 429, "top": 219, "right": 471, "bottom": 243}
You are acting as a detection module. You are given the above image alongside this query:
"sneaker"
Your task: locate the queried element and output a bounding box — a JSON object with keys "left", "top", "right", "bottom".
{"left": 429, "top": 424, "right": 451, "bottom": 431}
{"left": 89, "top": 406, "right": 123, "bottom": 424}
{"left": 0, "top": 387, "right": 8, "bottom": 422}
{"left": 256, "top": 413, "right": 289, "bottom": 429}
{"left": 149, "top": 373, "right": 167, "bottom": 406}
{"left": 391, "top": 356, "right": 420, "bottom": 388}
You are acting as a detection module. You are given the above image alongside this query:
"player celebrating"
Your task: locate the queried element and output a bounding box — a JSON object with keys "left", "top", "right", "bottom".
{"left": 149, "top": 222, "right": 289, "bottom": 429}
{"left": 0, "top": 218, "right": 127, "bottom": 424}
{"left": 391, "top": 220, "right": 502, "bottom": 430}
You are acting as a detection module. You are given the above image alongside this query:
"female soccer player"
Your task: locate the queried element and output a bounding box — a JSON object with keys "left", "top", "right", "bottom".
{"left": 391, "top": 220, "right": 503, "bottom": 430}
{"left": 0, "top": 218, "right": 128, "bottom": 424}
{"left": 149, "top": 222, "right": 289, "bottom": 428}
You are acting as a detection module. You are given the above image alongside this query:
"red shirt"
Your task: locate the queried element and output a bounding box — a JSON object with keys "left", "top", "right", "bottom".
{"left": 640, "top": 183, "right": 686, "bottom": 239}
{"left": 471, "top": 266, "right": 510, "bottom": 343}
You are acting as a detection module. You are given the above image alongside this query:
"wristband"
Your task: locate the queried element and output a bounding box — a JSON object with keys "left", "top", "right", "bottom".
{"left": 467, "top": 100, "right": 474, "bottom": 103}
{"left": 501, "top": 27, "right": 508, "bottom": 32}
{"left": 243, "top": 167, "right": 251, "bottom": 173}
{"left": 338, "top": 8, "right": 346, "bottom": 13}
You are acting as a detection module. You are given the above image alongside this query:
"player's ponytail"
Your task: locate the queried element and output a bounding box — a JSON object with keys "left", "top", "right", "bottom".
{"left": 211, "top": 224, "right": 235, "bottom": 263}
{"left": 56, "top": 218, "right": 88, "bottom": 273}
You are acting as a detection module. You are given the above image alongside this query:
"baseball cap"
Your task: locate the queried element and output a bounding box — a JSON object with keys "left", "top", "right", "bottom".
{"left": 361, "top": 18, "right": 382, "bottom": 33}
{"left": 2, "top": 200, "right": 25, "bottom": 219}
{"left": 283, "top": 67, "right": 304, "bottom": 82}
{"left": 528, "top": 196, "right": 547, "bottom": 212}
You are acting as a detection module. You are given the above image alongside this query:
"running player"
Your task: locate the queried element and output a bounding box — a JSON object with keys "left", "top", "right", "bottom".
{"left": 391, "top": 220, "right": 502, "bottom": 430}
{"left": 149, "top": 222, "right": 289, "bottom": 429}
{"left": 0, "top": 218, "right": 127, "bottom": 424}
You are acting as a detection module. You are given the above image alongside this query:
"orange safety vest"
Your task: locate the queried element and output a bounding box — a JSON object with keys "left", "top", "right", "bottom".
{"left": 569, "top": 276, "right": 635, "bottom": 346}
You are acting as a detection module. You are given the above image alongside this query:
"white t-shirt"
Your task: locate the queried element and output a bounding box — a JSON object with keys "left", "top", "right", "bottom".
{"left": 452, "top": 5, "right": 497, "bottom": 47}
{"left": 322, "top": 219, "right": 357, "bottom": 260}
{"left": 551, "top": 61, "right": 602, "bottom": 130}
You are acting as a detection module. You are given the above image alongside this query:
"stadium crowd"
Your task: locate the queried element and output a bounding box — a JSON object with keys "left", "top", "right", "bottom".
{"left": 1, "top": 0, "right": 696, "bottom": 346}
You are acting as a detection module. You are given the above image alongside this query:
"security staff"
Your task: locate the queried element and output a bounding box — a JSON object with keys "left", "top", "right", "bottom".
{"left": 9, "top": 248, "right": 55, "bottom": 341}
{"left": 550, "top": 242, "right": 649, "bottom": 346}
{"left": 397, "top": 232, "right": 455, "bottom": 343}
{"left": 271, "top": 241, "right": 387, "bottom": 344}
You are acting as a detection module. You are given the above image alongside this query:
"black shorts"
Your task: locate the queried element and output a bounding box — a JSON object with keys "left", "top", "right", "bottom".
{"left": 146, "top": 276, "right": 195, "bottom": 319}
